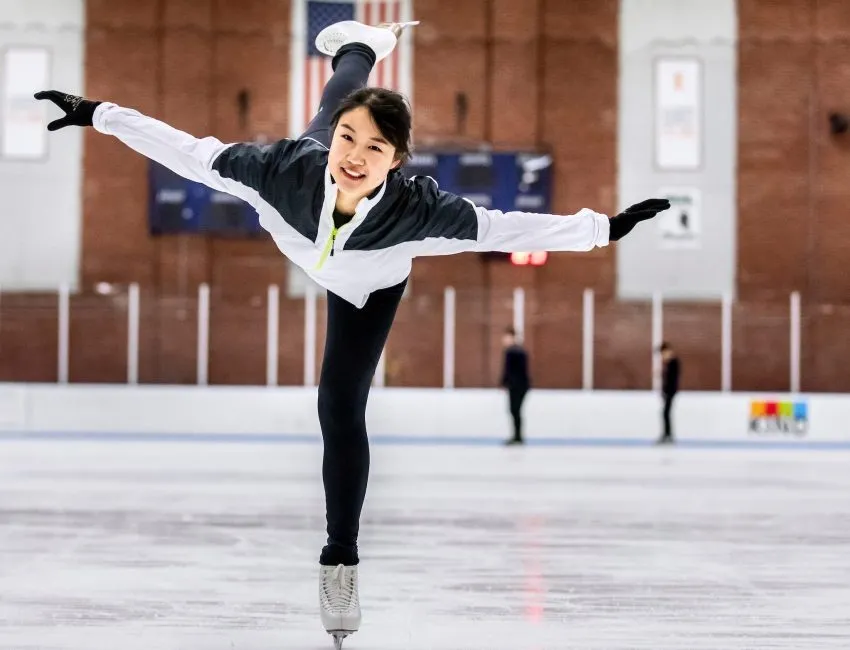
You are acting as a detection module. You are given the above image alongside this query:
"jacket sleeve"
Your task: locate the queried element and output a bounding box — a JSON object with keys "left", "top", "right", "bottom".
{"left": 406, "top": 180, "right": 610, "bottom": 256}
{"left": 92, "top": 102, "right": 291, "bottom": 207}
{"left": 471, "top": 204, "right": 610, "bottom": 252}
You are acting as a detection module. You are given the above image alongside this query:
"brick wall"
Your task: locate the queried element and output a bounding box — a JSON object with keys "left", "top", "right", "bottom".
{"left": 737, "top": 0, "right": 850, "bottom": 391}
{"left": 2, "top": 0, "right": 849, "bottom": 392}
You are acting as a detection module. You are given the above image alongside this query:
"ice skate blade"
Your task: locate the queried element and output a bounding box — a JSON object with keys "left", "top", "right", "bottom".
{"left": 330, "top": 630, "right": 351, "bottom": 649}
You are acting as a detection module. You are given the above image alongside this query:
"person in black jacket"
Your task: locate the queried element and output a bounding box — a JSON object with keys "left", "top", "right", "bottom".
{"left": 501, "top": 327, "right": 531, "bottom": 445}
{"left": 657, "top": 342, "right": 681, "bottom": 444}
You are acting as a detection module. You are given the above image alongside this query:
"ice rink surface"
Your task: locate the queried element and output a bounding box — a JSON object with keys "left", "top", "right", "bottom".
{"left": 1, "top": 438, "right": 849, "bottom": 650}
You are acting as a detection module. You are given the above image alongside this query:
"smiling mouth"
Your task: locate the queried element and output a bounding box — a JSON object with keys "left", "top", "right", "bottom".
{"left": 340, "top": 166, "right": 366, "bottom": 181}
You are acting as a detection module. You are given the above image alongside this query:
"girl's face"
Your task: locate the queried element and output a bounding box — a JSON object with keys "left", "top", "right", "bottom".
{"left": 328, "top": 106, "right": 400, "bottom": 204}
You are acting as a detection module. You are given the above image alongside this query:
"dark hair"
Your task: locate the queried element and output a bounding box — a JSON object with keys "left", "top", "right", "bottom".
{"left": 330, "top": 87, "right": 412, "bottom": 165}
{"left": 658, "top": 342, "right": 670, "bottom": 352}
{"left": 505, "top": 326, "right": 516, "bottom": 336}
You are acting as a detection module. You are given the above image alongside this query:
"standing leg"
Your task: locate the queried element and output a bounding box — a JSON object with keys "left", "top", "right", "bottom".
{"left": 661, "top": 394, "right": 673, "bottom": 442}
{"left": 665, "top": 394, "right": 674, "bottom": 441}
{"left": 507, "top": 387, "right": 527, "bottom": 444}
{"left": 516, "top": 387, "right": 528, "bottom": 440}
{"left": 318, "top": 279, "right": 407, "bottom": 566}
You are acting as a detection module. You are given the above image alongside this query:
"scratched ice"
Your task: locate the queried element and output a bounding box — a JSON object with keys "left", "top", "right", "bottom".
{"left": 1, "top": 439, "right": 849, "bottom": 649}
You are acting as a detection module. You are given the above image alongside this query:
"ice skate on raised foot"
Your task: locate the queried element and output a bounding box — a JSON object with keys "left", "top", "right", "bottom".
{"left": 315, "top": 19, "right": 420, "bottom": 63}
{"left": 320, "top": 564, "right": 360, "bottom": 648}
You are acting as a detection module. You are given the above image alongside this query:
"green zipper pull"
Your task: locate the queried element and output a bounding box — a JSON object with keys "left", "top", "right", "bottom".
{"left": 314, "top": 227, "right": 338, "bottom": 270}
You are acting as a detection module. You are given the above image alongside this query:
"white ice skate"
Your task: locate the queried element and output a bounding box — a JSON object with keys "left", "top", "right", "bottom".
{"left": 315, "top": 19, "right": 420, "bottom": 63}
{"left": 320, "top": 564, "right": 361, "bottom": 649}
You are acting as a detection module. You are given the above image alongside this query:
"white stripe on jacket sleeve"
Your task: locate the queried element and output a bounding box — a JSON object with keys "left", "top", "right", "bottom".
{"left": 471, "top": 205, "right": 610, "bottom": 253}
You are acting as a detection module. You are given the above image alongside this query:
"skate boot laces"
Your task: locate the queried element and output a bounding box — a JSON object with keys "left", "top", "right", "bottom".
{"left": 323, "top": 564, "right": 358, "bottom": 613}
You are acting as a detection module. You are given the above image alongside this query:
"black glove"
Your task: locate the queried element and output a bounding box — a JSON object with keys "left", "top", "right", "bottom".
{"left": 34, "top": 90, "right": 101, "bottom": 131}
{"left": 609, "top": 198, "right": 671, "bottom": 241}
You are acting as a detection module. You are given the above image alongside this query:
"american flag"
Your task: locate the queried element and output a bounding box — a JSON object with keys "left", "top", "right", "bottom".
{"left": 289, "top": 0, "right": 414, "bottom": 137}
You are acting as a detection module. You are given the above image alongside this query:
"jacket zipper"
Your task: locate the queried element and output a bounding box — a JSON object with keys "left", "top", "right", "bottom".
{"left": 314, "top": 226, "right": 338, "bottom": 270}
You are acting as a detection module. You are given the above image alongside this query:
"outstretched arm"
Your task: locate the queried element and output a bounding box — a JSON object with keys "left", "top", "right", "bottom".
{"left": 34, "top": 90, "right": 280, "bottom": 206}
{"left": 473, "top": 198, "right": 671, "bottom": 252}
{"left": 405, "top": 176, "right": 670, "bottom": 256}
{"left": 473, "top": 205, "right": 609, "bottom": 252}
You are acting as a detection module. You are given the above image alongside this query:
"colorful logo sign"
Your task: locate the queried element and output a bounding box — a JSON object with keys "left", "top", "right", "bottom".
{"left": 749, "top": 400, "right": 808, "bottom": 436}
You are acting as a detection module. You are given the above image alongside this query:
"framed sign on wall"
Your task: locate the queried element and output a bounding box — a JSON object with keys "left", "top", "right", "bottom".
{"left": 654, "top": 57, "right": 702, "bottom": 171}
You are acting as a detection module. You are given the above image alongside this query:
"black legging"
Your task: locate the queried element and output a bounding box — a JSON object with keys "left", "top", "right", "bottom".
{"left": 508, "top": 386, "right": 528, "bottom": 442}
{"left": 662, "top": 393, "right": 675, "bottom": 441}
{"left": 299, "top": 42, "right": 405, "bottom": 567}
{"left": 318, "top": 280, "right": 406, "bottom": 566}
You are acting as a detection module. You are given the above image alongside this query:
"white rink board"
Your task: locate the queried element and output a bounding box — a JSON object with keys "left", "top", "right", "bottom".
{"left": 0, "top": 384, "right": 847, "bottom": 446}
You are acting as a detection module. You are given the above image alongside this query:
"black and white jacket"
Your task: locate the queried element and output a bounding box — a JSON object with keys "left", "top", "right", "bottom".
{"left": 93, "top": 103, "right": 610, "bottom": 308}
